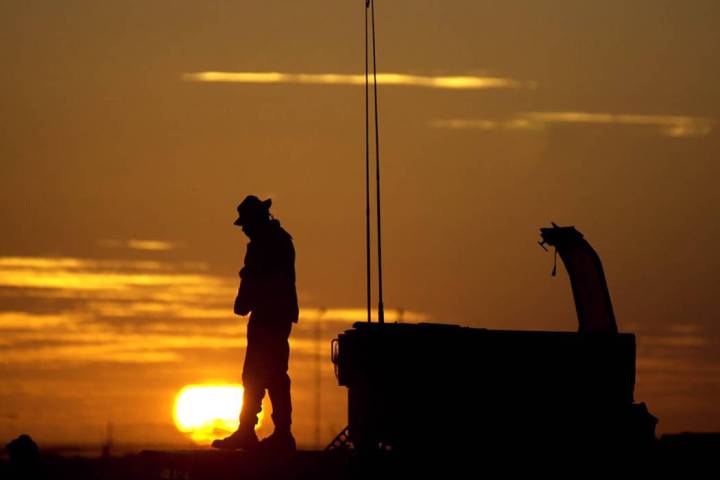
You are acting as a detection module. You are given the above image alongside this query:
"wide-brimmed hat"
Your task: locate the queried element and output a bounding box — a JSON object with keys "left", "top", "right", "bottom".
{"left": 234, "top": 195, "right": 272, "bottom": 226}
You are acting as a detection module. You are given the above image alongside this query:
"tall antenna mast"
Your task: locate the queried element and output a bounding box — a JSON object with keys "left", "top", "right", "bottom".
{"left": 370, "top": 0, "right": 385, "bottom": 324}
{"left": 364, "top": 0, "right": 385, "bottom": 324}
{"left": 364, "top": 0, "right": 372, "bottom": 323}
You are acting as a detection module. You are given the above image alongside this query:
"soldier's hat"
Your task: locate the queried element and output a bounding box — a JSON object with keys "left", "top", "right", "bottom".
{"left": 234, "top": 195, "right": 272, "bottom": 226}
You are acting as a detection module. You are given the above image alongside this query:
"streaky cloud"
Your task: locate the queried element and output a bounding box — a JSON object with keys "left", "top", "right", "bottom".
{"left": 431, "top": 112, "right": 716, "bottom": 138}
{"left": 299, "top": 307, "right": 427, "bottom": 323}
{"left": 0, "top": 255, "right": 224, "bottom": 292}
{"left": 0, "top": 268, "right": 221, "bottom": 291}
{"left": 183, "top": 71, "right": 527, "bottom": 90}
{"left": 640, "top": 334, "right": 709, "bottom": 348}
{"left": 0, "top": 256, "right": 428, "bottom": 365}
{"left": 0, "top": 312, "right": 72, "bottom": 330}
{"left": 526, "top": 112, "right": 715, "bottom": 138}
{"left": 99, "top": 239, "right": 179, "bottom": 251}
{"left": 0, "top": 256, "right": 194, "bottom": 271}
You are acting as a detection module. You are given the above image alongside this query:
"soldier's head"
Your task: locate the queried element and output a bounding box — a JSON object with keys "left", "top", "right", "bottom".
{"left": 234, "top": 195, "right": 272, "bottom": 237}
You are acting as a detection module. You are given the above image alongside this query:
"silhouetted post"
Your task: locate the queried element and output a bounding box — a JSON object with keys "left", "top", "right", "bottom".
{"left": 314, "top": 308, "right": 326, "bottom": 448}
{"left": 364, "top": 0, "right": 372, "bottom": 323}
{"left": 370, "top": 0, "right": 385, "bottom": 325}
{"left": 101, "top": 421, "right": 113, "bottom": 458}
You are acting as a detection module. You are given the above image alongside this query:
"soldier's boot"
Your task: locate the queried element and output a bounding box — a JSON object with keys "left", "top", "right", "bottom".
{"left": 211, "top": 424, "right": 259, "bottom": 451}
{"left": 264, "top": 374, "right": 294, "bottom": 453}
{"left": 259, "top": 428, "right": 296, "bottom": 454}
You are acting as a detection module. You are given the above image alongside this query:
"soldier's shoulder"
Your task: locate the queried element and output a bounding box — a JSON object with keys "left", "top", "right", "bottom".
{"left": 271, "top": 220, "right": 293, "bottom": 241}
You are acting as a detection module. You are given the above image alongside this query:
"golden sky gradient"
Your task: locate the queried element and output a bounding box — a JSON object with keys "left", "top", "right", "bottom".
{"left": 1, "top": 0, "right": 719, "bottom": 448}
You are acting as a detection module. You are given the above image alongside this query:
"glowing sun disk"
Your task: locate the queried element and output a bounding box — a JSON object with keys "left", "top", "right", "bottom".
{"left": 173, "top": 384, "right": 244, "bottom": 443}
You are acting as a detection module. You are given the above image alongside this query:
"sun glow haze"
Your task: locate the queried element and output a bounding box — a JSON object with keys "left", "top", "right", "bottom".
{"left": 173, "top": 384, "right": 245, "bottom": 444}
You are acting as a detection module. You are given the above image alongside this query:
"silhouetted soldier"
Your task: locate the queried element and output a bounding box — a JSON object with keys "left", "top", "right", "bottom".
{"left": 6, "top": 434, "right": 43, "bottom": 479}
{"left": 213, "top": 195, "right": 299, "bottom": 452}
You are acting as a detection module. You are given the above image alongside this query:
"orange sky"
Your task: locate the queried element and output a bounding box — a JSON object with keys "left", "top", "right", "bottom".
{"left": 1, "top": 0, "right": 719, "bottom": 449}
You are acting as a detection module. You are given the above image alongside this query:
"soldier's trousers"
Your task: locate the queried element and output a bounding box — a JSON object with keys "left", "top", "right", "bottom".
{"left": 239, "top": 319, "right": 292, "bottom": 432}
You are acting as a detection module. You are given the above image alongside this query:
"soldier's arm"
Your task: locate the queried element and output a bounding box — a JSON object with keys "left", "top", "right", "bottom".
{"left": 234, "top": 268, "right": 252, "bottom": 316}
{"left": 234, "top": 245, "right": 260, "bottom": 316}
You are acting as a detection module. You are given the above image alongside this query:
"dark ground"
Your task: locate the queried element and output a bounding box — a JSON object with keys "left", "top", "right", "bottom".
{"left": 1, "top": 433, "right": 719, "bottom": 479}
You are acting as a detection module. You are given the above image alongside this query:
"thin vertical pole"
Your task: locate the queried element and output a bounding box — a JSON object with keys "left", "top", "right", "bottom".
{"left": 364, "top": 1, "right": 372, "bottom": 323}
{"left": 314, "top": 309, "right": 324, "bottom": 447}
{"left": 370, "top": 0, "right": 385, "bottom": 324}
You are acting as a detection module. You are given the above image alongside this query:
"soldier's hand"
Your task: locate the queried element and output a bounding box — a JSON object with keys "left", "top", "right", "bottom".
{"left": 234, "top": 299, "right": 250, "bottom": 316}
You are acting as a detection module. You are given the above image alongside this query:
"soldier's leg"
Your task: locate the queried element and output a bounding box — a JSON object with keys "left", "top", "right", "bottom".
{"left": 239, "top": 321, "right": 267, "bottom": 428}
{"left": 268, "top": 372, "right": 292, "bottom": 433}
{"left": 267, "top": 323, "right": 292, "bottom": 433}
{"left": 212, "top": 322, "right": 265, "bottom": 450}
{"left": 239, "top": 378, "right": 264, "bottom": 428}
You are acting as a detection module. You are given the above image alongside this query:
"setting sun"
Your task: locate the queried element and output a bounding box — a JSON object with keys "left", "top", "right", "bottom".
{"left": 173, "top": 384, "right": 245, "bottom": 444}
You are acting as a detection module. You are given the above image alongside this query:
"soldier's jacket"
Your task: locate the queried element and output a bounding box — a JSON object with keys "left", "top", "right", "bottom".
{"left": 235, "top": 219, "right": 299, "bottom": 324}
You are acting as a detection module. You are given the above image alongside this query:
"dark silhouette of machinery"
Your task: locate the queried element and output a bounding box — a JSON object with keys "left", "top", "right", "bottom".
{"left": 332, "top": 224, "right": 657, "bottom": 454}
{"left": 539, "top": 222, "right": 617, "bottom": 333}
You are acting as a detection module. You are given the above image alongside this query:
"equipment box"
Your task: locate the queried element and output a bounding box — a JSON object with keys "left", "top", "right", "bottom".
{"left": 333, "top": 322, "right": 640, "bottom": 452}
